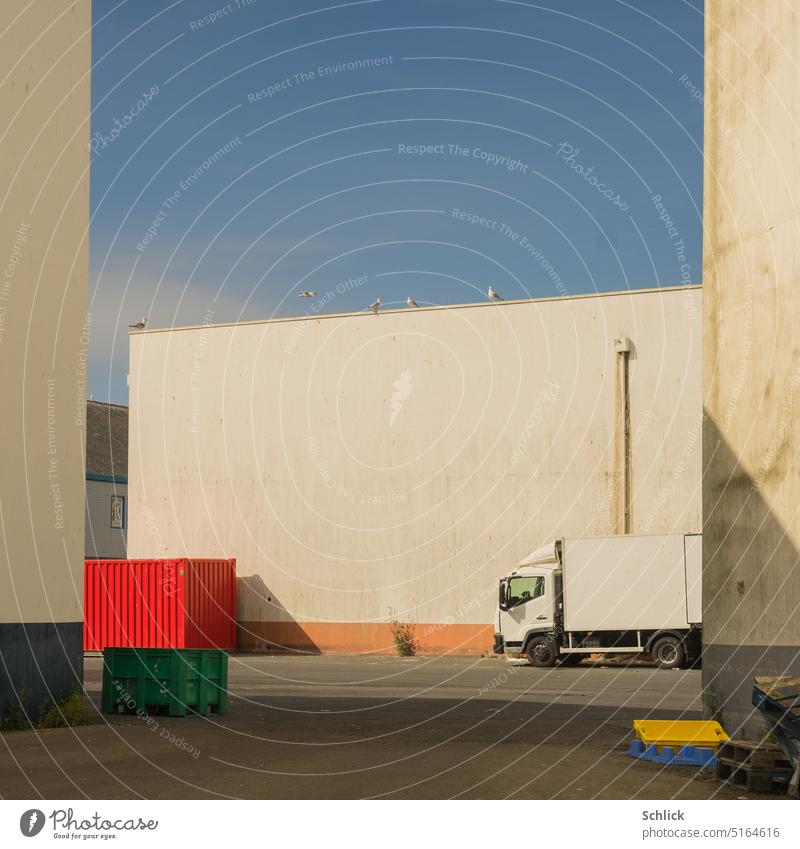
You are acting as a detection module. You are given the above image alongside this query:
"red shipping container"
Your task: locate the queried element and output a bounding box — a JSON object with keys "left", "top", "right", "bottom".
{"left": 84, "top": 558, "right": 236, "bottom": 651}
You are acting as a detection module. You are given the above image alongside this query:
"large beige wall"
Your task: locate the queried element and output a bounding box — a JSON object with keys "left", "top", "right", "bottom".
{"left": 703, "top": 2, "right": 800, "bottom": 732}
{"left": 0, "top": 1, "right": 90, "bottom": 714}
{"left": 129, "top": 286, "right": 701, "bottom": 654}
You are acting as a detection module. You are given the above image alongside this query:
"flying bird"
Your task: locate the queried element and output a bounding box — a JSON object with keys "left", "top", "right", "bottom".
{"left": 406, "top": 296, "right": 419, "bottom": 308}
{"left": 487, "top": 287, "right": 503, "bottom": 302}
{"left": 298, "top": 291, "right": 317, "bottom": 298}
{"left": 368, "top": 297, "right": 382, "bottom": 314}
{"left": 128, "top": 317, "right": 147, "bottom": 329}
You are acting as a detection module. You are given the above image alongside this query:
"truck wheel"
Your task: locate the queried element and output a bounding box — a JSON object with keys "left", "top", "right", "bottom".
{"left": 651, "top": 636, "right": 685, "bottom": 669}
{"left": 526, "top": 636, "right": 557, "bottom": 668}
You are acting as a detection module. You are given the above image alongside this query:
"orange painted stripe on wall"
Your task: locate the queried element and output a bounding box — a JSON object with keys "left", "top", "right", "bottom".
{"left": 237, "top": 621, "right": 495, "bottom": 656}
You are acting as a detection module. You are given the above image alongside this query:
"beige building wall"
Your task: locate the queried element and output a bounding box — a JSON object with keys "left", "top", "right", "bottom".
{"left": 0, "top": 1, "right": 90, "bottom": 716}
{"left": 129, "top": 286, "right": 701, "bottom": 654}
{"left": 703, "top": 2, "right": 800, "bottom": 731}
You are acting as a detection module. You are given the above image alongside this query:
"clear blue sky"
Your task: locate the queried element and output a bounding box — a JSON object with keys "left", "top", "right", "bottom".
{"left": 89, "top": 0, "right": 704, "bottom": 402}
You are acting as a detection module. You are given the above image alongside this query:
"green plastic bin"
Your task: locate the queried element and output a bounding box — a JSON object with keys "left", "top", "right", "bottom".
{"left": 101, "top": 647, "right": 228, "bottom": 717}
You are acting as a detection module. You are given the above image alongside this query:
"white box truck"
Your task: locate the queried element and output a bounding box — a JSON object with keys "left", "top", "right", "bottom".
{"left": 493, "top": 533, "right": 702, "bottom": 669}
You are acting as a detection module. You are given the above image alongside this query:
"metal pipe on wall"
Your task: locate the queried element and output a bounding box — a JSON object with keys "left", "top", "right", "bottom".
{"left": 614, "top": 336, "right": 633, "bottom": 534}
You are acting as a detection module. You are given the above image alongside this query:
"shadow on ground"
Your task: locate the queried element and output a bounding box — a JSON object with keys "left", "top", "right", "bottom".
{"left": 0, "top": 690, "right": 739, "bottom": 800}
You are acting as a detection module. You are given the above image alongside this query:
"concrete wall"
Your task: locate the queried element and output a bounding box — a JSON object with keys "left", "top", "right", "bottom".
{"left": 129, "top": 286, "right": 701, "bottom": 654}
{"left": 85, "top": 479, "right": 128, "bottom": 560}
{"left": 703, "top": 2, "right": 800, "bottom": 733}
{"left": 0, "top": 1, "right": 90, "bottom": 717}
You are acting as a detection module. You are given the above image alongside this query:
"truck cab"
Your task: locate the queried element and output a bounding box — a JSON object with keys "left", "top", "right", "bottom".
{"left": 496, "top": 564, "right": 559, "bottom": 663}
{"left": 494, "top": 542, "right": 564, "bottom": 665}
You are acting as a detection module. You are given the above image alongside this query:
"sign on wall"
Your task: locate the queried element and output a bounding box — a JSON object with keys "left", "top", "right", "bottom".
{"left": 110, "top": 494, "right": 125, "bottom": 529}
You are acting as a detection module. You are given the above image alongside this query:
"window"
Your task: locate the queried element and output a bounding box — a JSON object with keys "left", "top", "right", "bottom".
{"left": 507, "top": 575, "right": 545, "bottom": 607}
{"left": 110, "top": 495, "right": 126, "bottom": 529}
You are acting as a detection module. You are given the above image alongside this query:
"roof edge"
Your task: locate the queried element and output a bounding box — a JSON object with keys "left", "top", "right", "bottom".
{"left": 130, "top": 283, "right": 702, "bottom": 336}
{"left": 87, "top": 399, "right": 129, "bottom": 410}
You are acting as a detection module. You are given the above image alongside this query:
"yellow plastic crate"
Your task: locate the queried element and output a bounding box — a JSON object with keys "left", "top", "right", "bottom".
{"left": 633, "top": 719, "right": 729, "bottom": 751}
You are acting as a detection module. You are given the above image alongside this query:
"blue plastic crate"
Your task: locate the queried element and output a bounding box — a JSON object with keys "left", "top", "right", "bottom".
{"left": 625, "top": 738, "right": 717, "bottom": 767}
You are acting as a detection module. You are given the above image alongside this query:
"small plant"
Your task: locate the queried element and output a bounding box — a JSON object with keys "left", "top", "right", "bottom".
{"left": 757, "top": 722, "right": 777, "bottom": 745}
{"left": 1, "top": 681, "right": 98, "bottom": 733}
{"left": 388, "top": 609, "right": 420, "bottom": 657}
{"left": 38, "top": 688, "right": 98, "bottom": 729}
{"left": 703, "top": 686, "right": 725, "bottom": 731}
{"left": 0, "top": 692, "right": 33, "bottom": 732}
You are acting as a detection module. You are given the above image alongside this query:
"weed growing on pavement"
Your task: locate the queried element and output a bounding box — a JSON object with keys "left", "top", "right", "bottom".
{"left": 38, "top": 685, "right": 98, "bottom": 729}
{"left": 1, "top": 682, "right": 98, "bottom": 732}
{"left": 0, "top": 691, "right": 32, "bottom": 731}
{"left": 703, "top": 686, "right": 725, "bottom": 732}
{"left": 388, "top": 609, "right": 419, "bottom": 657}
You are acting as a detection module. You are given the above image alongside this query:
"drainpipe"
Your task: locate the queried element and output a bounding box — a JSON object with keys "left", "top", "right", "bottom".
{"left": 614, "top": 336, "right": 632, "bottom": 534}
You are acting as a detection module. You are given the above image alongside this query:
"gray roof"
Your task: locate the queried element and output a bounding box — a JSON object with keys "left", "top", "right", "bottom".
{"left": 86, "top": 400, "right": 128, "bottom": 479}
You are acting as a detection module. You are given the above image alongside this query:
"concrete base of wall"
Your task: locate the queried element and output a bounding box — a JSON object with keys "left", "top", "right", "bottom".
{"left": 238, "top": 621, "right": 494, "bottom": 655}
{"left": 703, "top": 643, "right": 800, "bottom": 737}
{"left": 0, "top": 622, "right": 83, "bottom": 719}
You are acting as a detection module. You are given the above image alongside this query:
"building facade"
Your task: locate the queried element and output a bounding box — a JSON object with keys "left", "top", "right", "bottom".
{"left": 0, "top": 1, "right": 90, "bottom": 717}
{"left": 85, "top": 400, "right": 128, "bottom": 560}
{"left": 703, "top": 2, "right": 800, "bottom": 732}
{"left": 129, "top": 286, "right": 702, "bottom": 654}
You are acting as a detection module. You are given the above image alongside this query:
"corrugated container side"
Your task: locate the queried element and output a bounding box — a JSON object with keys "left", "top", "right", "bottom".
{"left": 84, "top": 558, "right": 236, "bottom": 650}
{"left": 183, "top": 559, "right": 236, "bottom": 649}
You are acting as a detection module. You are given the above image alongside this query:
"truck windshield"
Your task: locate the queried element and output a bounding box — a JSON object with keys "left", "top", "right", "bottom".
{"left": 507, "top": 576, "right": 545, "bottom": 607}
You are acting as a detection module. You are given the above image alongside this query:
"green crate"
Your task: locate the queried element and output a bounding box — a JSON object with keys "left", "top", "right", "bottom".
{"left": 101, "top": 648, "right": 228, "bottom": 717}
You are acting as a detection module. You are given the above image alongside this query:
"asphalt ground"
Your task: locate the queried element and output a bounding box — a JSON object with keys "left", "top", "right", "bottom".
{"left": 0, "top": 654, "right": 760, "bottom": 799}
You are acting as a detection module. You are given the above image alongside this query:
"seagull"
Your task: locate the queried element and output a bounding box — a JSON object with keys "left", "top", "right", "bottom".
{"left": 298, "top": 291, "right": 318, "bottom": 298}
{"left": 406, "top": 296, "right": 419, "bottom": 308}
{"left": 128, "top": 317, "right": 147, "bottom": 329}
{"left": 487, "top": 287, "right": 503, "bottom": 302}
{"left": 368, "top": 297, "right": 382, "bottom": 314}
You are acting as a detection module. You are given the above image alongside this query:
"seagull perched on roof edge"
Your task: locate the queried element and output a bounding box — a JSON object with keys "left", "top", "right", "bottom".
{"left": 406, "top": 296, "right": 419, "bottom": 308}
{"left": 369, "top": 297, "right": 382, "bottom": 314}
{"left": 298, "top": 290, "right": 317, "bottom": 298}
{"left": 487, "top": 287, "right": 503, "bottom": 302}
{"left": 128, "top": 317, "right": 147, "bottom": 329}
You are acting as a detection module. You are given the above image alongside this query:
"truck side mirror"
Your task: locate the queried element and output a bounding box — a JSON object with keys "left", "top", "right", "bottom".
{"left": 498, "top": 580, "right": 508, "bottom": 611}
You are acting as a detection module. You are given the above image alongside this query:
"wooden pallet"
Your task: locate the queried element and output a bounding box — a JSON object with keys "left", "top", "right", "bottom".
{"left": 716, "top": 756, "right": 791, "bottom": 794}
{"left": 717, "top": 740, "right": 792, "bottom": 771}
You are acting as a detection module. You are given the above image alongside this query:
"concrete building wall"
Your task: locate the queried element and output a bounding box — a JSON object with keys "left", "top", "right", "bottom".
{"left": 0, "top": 1, "right": 90, "bottom": 717}
{"left": 85, "top": 479, "right": 128, "bottom": 560}
{"left": 129, "top": 286, "right": 701, "bottom": 654}
{"left": 703, "top": 2, "right": 800, "bottom": 732}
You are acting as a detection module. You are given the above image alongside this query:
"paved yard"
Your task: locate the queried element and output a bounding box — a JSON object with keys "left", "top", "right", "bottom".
{"left": 0, "top": 655, "right": 748, "bottom": 799}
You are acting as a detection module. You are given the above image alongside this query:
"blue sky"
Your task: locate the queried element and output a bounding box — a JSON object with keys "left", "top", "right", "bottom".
{"left": 90, "top": 0, "right": 703, "bottom": 402}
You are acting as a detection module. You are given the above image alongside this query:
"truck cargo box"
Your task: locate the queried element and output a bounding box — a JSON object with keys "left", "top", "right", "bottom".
{"left": 561, "top": 534, "right": 700, "bottom": 632}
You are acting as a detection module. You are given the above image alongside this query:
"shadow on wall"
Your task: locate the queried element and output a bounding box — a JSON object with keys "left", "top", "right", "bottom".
{"left": 236, "top": 575, "right": 322, "bottom": 655}
{"left": 703, "top": 415, "right": 800, "bottom": 737}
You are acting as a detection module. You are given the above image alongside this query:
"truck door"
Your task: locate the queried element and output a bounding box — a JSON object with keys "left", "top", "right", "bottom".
{"left": 499, "top": 574, "right": 552, "bottom": 648}
{"left": 684, "top": 533, "right": 702, "bottom": 624}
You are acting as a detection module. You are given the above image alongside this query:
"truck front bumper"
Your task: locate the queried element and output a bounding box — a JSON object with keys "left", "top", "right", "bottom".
{"left": 493, "top": 633, "right": 504, "bottom": 654}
